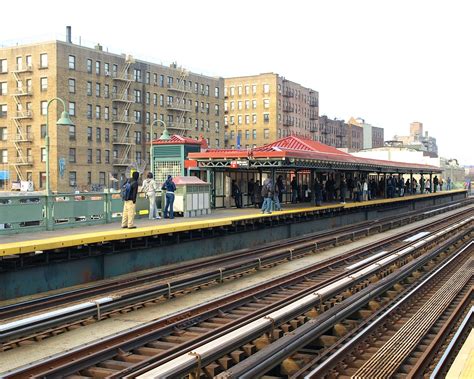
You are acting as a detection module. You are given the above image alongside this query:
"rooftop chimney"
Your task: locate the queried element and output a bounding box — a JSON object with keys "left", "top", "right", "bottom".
{"left": 66, "top": 26, "right": 72, "bottom": 43}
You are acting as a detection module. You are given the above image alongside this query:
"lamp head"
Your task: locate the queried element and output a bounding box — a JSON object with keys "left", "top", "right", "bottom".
{"left": 159, "top": 127, "right": 170, "bottom": 140}
{"left": 57, "top": 111, "right": 74, "bottom": 126}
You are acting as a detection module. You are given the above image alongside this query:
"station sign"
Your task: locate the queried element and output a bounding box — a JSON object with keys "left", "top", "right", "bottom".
{"left": 230, "top": 160, "right": 249, "bottom": 168}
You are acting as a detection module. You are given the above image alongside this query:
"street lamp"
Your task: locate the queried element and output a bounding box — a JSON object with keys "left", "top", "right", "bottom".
{"left": 45, "top": 97, "right": 74, "bottom": 229}
{"left": 150, "top": 119, "right": 169, "bottom": 172}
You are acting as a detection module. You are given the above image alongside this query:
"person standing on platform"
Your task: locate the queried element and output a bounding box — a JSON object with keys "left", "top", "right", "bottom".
{"left": 276, "top": 175, "right": 285, "bottom": 204}
{"left": 347, "top": 176, "right": 354, "bottom": 201}
{"left": 290, "top": 177, "right": 298, "bottom": 203}
{"left": 339, "top": 177, "right": 347, "bottom": 204}
{"left": 261, "top": 178, "right": 273, "bottom": 214}
{"left": 121, "top": 171, "right": 140, "bottom": 229}
{"left": 433, "top": 176, "right": 439, "bottom": 193}
{"left": 141, "top": 172, "right": 160, "bottom": 220}
{"left": 314, "top": 177, "right": 323, "bottom": 206}
{"left": 254, "top": 180, "right": 263, "bottom": 208}
{"left": 231, "top": 180, "right": 242, "bottom": 208}
{"left": 162, "top": 175, "right": 176, "bottom": 219}
{"left": 355, "top": 178, "right": 362, "bottom": 202}
{"left": 273, "top": 179, "right": 282, "bottom": 211}
{"left": 362, "top": 179, "right": 368, "bottom": 201}
{"left": 248, "top": 178, "right": 255, "bottom": 206}
{"left": 447, "top": 177, "right": 452, "bottom": 190}
{"left": 420, "top": 176, "right": 425, "bottom": 194}
{"left": 439, "top": 178, "right": 443, "bottom": 191}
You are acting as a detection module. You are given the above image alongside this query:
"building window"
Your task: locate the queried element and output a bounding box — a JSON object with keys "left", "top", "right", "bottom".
{"left": 205, "top": 85, "right": 210, "bottom": 96}
{"left": 96, "top": 127, "right": 101, "bottom": 142}
{"left": 87, "top": 59, "right": 92, "bottom": 73}
{"left": 40, "top": 77, "right": 48, "bottom": 91}
{"left": 104, "top": 106, "right": 109, "bottom": 120}
{"left": 146, "top": 92, "right": 150, "bottom": 105}
{"left": 263, "top": 113, "right": 270, "bottom": 123}
{"left": 159, "top": 74, "right": 164, "bottom": 87}
{"left": 153, "top": 73, "right": 158, "bottom": 85}
{"left": 135, "top": 131, "right": 142, "bottom": 144}
{"left": 69, "top": 171, "right": 76, "bottom": 187}
{"left": 238, "top": 115, "right": 242, "bottom": 125}
{"left": 215, "top": 87, "right": 220, "bottom": 98}
{"left": 104, "top": 84, "right": 109, "bottom": 98}
{"left": 159, "top": 94, "right": 164, "bottom": 106}
{"left": 95, "top": 105, "right": 101, "bottom": 119}
{"left": 252, "top": 85, "right": 257, "bottom": 95}
{"left": 41, "top": 101, "right": 47, "bottom": 115}
{"left": 69, "top": 102, "right": 75, "bottom": 116}
{"left": 145, "top": 72, "right": 150, "bottom": 84}
{"left": 69, "top": 125, "right": 76, "bottom": 140}
{"left": 134, "top": 89, "right": 141, "bottom": 103}
{"left": 245, "top": 85, "right": 250, "bottom": 95}
{"left": 134, "top": 110, "right": 142, "bottom": 123}
{"left": 105, "top": 150, "right": 110, "bottom": 164}
{"left": 0, "top": 59, "right": 7, "bottom": 73}
{"left": 252, "top": 129, "right": 257, "bottom": 139}
{"left": 87, "top": 149, "right": 92, "bottom": 163}
{"left": 40, "top": 53, "right": 48, "bottom": 68}
{"left": 263, "top": 84, "right": 270, "bottom": 94}
{"left": 87, "top": 104, "right": 92, "bottom": 119}
{"left": 252, "top": 114, "right": 257, "bottom": 124}
{"left": 230, "top": 87, "right": 235, "bottom": 96}
{"left": 104, "top": 62, "right": 110, "bottom": 75}
{"left": 0, "top": 82, "right": 7, "bottom": 96}
{"left": 252, "top": 100, "right": 257, "bottom": 109}
{"left": 96, "top": 149, "right": 101, "bottom": 163}
{"left": 0, "top": 149, "right": 7, "bottom": 163}
{"left": 40, "top": 124, "right": 46, "bottom": 138}
{"left": 96, "top": 82, "right": 100, "bottom": 97}
{"left": 95, "top": 61, "right": 101, "bottom": 75}
{"left": 68, "top": 55, "right": 75, "bottom": 70}
{"left": 134, "top": 69, "right": 142, "bottom": 82}
{"left": 68, "top": 78, "right": 75, "bottom": 93}
{"left": 86, "top": 81, "right": 92, "bottom": 96}
{"left": 264, "top": 129, "right": 270, "bottom": 139}
{"left": 69, "top": 148, "right": 76, "bottom": 163}
{"left": 245, "top": 115, "right": 250, "bottom": 124}
{"left": 263, "top": 99, "right": 270, "bottom": 109}
{"left": 87, "top": 127, "right": 92, "bottom": 142}
{"left": 237, "top": 86, "right": 242, "bottom": 96}
{"left": 87, "top": 172, "right": 92, "bottom": 185}
{"left": 99, "top": 172, "right": 106, "bottom": 185}
{"left": 105, "top": 128, "right": 110, "bottom": 142}
{"left": 0, "top": 127, "right": 7, "bottom": 140}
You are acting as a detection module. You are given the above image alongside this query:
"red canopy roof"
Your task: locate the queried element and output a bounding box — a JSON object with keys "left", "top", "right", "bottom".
{"left": 151, "top": 135, "right": 202, "bottom": 145}
{"left": 188, "top": 136, "right": 441, "bottom": 173}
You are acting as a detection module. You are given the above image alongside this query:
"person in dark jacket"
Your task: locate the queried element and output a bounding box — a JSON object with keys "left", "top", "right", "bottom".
{"left": 231, "top": 180, "right": 242, "bottom": 208}
{"left": 290, "top": 177, "right": 298, "bottom": 203}
{"left": 162, "top": 175, "right": 176, "bottom": 219}
{"left": 339, "top": 177, "right": 347, "bottom": 204}
{"left": 314, "top": 178, "right": 323, "bottom": 206}
{"left": 121, "top": 171, "right": 140, "bottom": 229}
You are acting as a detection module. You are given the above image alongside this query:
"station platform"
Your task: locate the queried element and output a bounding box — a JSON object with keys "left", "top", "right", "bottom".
{"left": 0, "top": 190, "right": 466, "bottom": 258}
{"left": 446, "top": 327, "right": 474, "bottom": 379}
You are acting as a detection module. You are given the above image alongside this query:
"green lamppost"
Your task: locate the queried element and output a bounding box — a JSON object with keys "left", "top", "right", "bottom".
{"left": 45, "top": 97, "right": 74, "bottom": 230}
{"left": 150, "top": 119, "right": 169, "bottom": 172}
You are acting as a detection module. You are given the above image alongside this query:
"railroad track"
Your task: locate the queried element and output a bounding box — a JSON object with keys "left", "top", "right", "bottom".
{"left": 3, "top": 211, "right": 472, "bottom": 378}
{"left": 1, "top": 201, "right": 470, "bottom": 351}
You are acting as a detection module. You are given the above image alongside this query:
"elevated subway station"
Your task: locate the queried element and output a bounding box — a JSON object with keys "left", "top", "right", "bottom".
{"left": 185, "top": 135, "right": 443, "bottom": 207}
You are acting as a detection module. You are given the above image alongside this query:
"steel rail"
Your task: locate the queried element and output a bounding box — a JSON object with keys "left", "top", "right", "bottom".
{"left": 213, "top": 231, "right": 473, "bottom": 379}
{"left": 130, "top": 222, "right": 473, "bottom": 378}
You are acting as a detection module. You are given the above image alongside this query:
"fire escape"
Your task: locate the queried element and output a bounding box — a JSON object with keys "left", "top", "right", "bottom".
{"left": 112, "top": 55, "right": 134, "bottom": 167}
{"left": 10, "top": 62, "right": 33, "bottom": 180}
{"left": 166, "top": 67, "right": 190, "bottom": 135}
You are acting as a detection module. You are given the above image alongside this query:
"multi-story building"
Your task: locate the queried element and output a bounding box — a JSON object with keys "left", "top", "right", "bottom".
{"left": 317, "top": 116, "right": 347, "bottom": 148}
{"left": 394, "top": 121, "right": 438, "bottom": 157}
{"left": 0, "top": 38, "right": 224, "bottom": 192}
{"left": 347, "top": 117, "right": 384, "bottom": 149}
{"left": 223, "top": 73, "right": 318, "bottom": 148}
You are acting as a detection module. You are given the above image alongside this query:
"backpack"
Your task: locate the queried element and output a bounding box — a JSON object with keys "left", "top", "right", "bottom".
{"left": 261, "top": 183, "right": 269, "bottom": 197}
{"left": 121, "top": 181, "right": 131, "bottom": 201}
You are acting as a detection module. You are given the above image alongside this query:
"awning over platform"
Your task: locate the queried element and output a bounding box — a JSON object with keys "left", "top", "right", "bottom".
{"left": 188, "top": 136, "right": 441, "bottom": 174}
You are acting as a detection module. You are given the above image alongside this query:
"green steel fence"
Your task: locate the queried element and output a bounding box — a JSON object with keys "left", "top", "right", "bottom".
{"left": 0, "top": 192, "right": 159, "bottom": 235}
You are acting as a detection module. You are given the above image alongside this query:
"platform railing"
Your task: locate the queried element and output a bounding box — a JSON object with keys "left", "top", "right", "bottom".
{"left": 0, "top": 192, "right": 155, "bottom": 235}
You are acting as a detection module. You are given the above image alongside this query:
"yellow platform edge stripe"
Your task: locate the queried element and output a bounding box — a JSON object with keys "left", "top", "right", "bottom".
{"left": 0, "top": 190, "right": 467, "bottom": 257}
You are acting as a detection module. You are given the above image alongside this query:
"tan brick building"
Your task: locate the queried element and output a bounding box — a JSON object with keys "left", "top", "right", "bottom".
{"left": 223, "top": 73, "right": 318, "bottom": 148}
{"left": 0, "top": 40, "right": 224, "bottom": 192}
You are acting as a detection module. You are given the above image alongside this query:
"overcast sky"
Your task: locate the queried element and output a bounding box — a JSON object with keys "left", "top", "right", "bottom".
{"left": 3, "top": 0, "right": 472, "bottom": 164}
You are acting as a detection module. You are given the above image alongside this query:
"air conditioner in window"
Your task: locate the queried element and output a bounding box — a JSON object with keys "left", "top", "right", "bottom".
{"left": 105, "top": 71, "right": 111, "bottom": 77}
{"left": 70, "top": 181, "right": 76, "bottom": 186}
